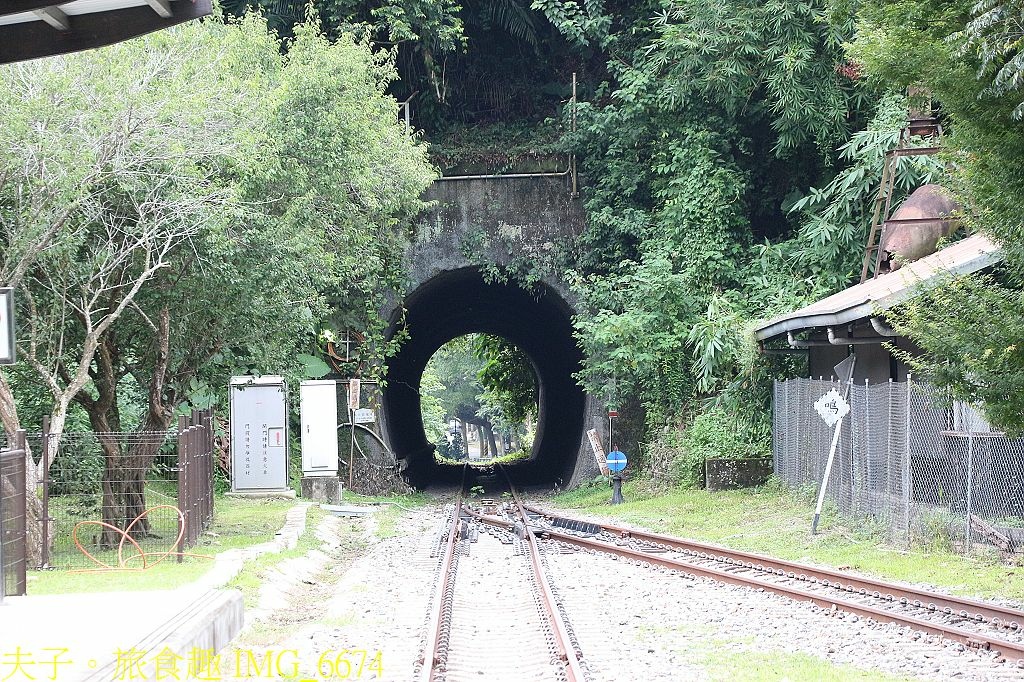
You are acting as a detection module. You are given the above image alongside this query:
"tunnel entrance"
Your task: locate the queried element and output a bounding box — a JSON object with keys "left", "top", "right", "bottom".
{"left": 382, "top": 268, "right": 587, "bottom": 488}
{"left": 421, "top": 334, "right": 538, "bottom": 466}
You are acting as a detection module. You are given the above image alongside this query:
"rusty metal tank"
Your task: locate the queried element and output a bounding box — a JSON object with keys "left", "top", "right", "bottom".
{"left": 879, "top": 184, "right": 959, "bottom": 273}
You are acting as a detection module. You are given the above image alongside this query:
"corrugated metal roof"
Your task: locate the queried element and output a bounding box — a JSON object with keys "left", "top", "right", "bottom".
{"left": 754, "top": 234, "right": 1002, "bottom": 341}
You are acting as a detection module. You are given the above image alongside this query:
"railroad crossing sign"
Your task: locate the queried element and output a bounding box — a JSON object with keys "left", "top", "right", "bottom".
{"left": 811, "top": 354, "right": 856, "bottom": 535}
{"left": 348, "top": 378, "right": 361, "bottom": 411}
{"left": 606, "top": 450, "right": 627, "bottom": 473}
{"left": 0, "top": 288, "right": 14, "bottom": 365}
{"left": 814, "top": 388, "right": 849, "bottom": 428}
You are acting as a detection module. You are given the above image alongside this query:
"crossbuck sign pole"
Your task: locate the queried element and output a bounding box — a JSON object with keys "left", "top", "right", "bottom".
{"left": 811, "top": 409, "right": 846, "bottom": 534}
{"left": 811, "top": 356, "right": 856, "bottom": 535}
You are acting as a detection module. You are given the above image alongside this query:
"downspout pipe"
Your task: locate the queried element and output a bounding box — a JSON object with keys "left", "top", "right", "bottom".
{"left": 869, "top": 316, "right": 898, "bottom": 337}
{"left": 826, "top": 326, "right": 888, "bottom": 345}
{"left": 787, "top": 331, "right": 835, "bottom": 348}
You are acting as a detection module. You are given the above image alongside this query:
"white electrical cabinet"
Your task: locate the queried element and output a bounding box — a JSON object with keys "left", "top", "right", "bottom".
{"left": 300, "top": 380, "right": 339, "bottom": 477}
{"left": 229, "top": 376, "right": 289, "bottom": 492}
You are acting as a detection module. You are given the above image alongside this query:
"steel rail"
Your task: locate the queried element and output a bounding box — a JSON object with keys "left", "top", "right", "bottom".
{"left": 497, "top": 467, "right": 586, "bottom": 681}
{"left": 419, "top": 470, "right": 466, "bottom": 682}
{"left": 523, "top": 505, "right": 1024, "bottom": 630}
{"left": 533, "top": 526, "right": 1024, "bottom": 661}
{"left": 470, "top": 508, "right": 1024, "bottom": 661}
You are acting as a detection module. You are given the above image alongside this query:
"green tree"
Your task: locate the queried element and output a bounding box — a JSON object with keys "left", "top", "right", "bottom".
{"left": 473, "top": 335, "right": 536, "bottom": 427}
{"left": 0, "top": 15, "right": 434, "bottom": 544}
{"left": 849, "top": 0, "right": 1024, "bottom": 430}
{"left": 542, "top": 0, "right": 869, "bottom": 426}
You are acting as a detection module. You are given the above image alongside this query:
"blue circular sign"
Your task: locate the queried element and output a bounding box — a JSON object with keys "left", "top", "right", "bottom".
{"left": 606, "top": 450, "right": 627, "bottom": 473}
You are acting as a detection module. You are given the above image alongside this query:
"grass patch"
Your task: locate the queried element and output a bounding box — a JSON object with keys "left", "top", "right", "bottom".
{"left": 337, "top": 491, "right": 431, "bottom": 540}
{"left": 30, "top": 495, "right": 297, "bottom": 595}
{"left": 339, "top": 491, "right": 431, "bottom": 508}
{"left": 228, "top": 505, "right": 329, "bottom": 608}
{"left": 550, "top": 479, "right": 1024, "bottom": 600}
{"left": 706, "top": 648, "right": 913, "bottom": 682}
{"left": 638, "top": 624, "right": 913, "bottom": 680}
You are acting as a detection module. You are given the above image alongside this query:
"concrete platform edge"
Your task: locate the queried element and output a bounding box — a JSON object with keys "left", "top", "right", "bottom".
{"left": 85, "top": 588, "right": 244, "bottom": 681}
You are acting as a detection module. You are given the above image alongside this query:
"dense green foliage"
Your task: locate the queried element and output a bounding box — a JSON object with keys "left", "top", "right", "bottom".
{"left": 545, "top": 0, "right": 870, "bottom": 443}
{"left": 220, "top": 0, "right": 581, "bottom": 145}
{"left": 847, "top": 0, "right": 1024, "bottom": 431}
{"left": 530, "top": 0, "right": 1023, "bottom": 469}
{"left": 473, "top": 335, "right": 537, "bottom": 426}
{"left": 0, "top": 16, "right": 434, "bottom": 444}
{"left": 420, "top": 334, "right": 536, "bottom": 459}
{"left": 665, "top": 407, "right": 772, "bottom": 487}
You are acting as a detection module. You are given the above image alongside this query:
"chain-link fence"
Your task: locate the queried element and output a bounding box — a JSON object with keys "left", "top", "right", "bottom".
{"left": 774, "top": 377, "right": 1024, "bottom": 554}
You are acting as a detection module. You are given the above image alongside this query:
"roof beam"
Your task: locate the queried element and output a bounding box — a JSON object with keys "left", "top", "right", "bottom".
{"left": 33, "top": 5, "right": 70, "bottom": 31}
{"left": 1, "top": 0, "right": 211, "bottom": 64}
{"left": 145, "top": 0, "right": 173, "bottom": 19}
{"left": 1, "top": 1, "right": 70, "bottom": 18}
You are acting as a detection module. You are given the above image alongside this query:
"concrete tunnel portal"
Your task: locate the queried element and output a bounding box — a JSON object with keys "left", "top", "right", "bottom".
{"left": 381, "top": 268, "right": 587, "bottom": 489}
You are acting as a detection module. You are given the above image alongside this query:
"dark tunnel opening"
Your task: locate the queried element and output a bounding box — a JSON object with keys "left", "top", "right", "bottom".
{"left": 382, "top": 268, "right": 587, "bottom": 488}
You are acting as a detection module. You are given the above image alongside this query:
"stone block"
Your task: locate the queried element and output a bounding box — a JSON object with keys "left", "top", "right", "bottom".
{"left": 301, "top": 476, "right": 343, "bottom": 504}
{"left": 705, "top": 457, "right": 773, "bottom": 491}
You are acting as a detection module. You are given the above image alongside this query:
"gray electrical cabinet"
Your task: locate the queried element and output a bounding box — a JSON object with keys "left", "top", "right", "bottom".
{"left": 300, "top": 379, "right": 339, "bottom": 477}
{"left": 229, "top": 375, "right": 289, "bottom": 492}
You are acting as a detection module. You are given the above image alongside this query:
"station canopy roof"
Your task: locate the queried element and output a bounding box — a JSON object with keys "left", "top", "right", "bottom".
{"left": 0, "top": 0, "right": 211, "bottom": 64}
{"left": 754, "top": 234, "right": 1003, "bottom": 342}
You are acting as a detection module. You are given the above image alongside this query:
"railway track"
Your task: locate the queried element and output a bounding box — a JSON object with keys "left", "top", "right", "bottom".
{"left": 420, "top": 473, "right": 1024, "bottom": 677}
{"left": 416, "top": 468, "right": 586, "bottom": 682}
{"left": 519, "top": 504, "right": 1024, "bottom": 665}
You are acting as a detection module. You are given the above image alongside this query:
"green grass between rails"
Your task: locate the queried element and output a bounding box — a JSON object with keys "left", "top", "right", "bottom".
{"left": 551, "top": 479, "right": 1024, "bottom": 601}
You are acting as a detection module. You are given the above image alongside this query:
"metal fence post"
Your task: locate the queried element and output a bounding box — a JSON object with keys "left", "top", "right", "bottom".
{"left": 965, "top": 430, "right": 975, "bottom": 554}
{"left": 205, "top": 409, "right": 214, "bottom": 529}
{"left": 903, "top": 374, "right": 913, "bottom": 544}
{"left": 15, "top": 431, "right": 25, "bottom": 595}
{"left": 0, "top": 431, "right": 29, "bottom": 600}
{"left": 176, "top": 415, "right": 187, "bottom": 563}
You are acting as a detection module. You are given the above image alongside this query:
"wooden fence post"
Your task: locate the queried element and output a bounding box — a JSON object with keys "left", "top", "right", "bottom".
{"left": 41, "top": 415, "right": 50, "bottom": 569}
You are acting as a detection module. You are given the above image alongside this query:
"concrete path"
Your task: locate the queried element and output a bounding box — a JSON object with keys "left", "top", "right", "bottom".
{"left": 0, "top": 586, "right": 242, "bottom": 681}
{"left": 0, "top": 503, "right": 311, "bottom": 681}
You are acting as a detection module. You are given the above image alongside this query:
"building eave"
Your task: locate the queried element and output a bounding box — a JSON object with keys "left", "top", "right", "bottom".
{"left": 754, "top": 234, "right": 1003, "bottom": 342}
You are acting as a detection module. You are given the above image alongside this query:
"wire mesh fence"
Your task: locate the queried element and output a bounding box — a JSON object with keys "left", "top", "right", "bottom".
{"left": 0, "top": 431, "right": 27, "bottom": 599}
{"left": 46, "top": 429, "right": 181, "bottom": 569}
{"left": 774, "top": 377, "right": 1024, "bottom": 554}
{"left": 1, "top": 410, "right": 215, "bottom": 571}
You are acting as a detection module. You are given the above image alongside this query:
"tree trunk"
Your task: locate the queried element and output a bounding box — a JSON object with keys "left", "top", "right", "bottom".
{"left": 460, "top": 420, "right": 469, "bottom": 459}
{"left": 485, "top": 424, "right": 499, "bottom": 459}
{"left": 80, "top": 320, "right": 176, "bottom": 546}
{"left": 476, "top": 424, "right": 487, "bottom": 458}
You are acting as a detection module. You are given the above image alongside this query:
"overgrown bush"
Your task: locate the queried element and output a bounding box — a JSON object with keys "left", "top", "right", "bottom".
{"left": 665, "top": 407, "right": 771, "bottom": 488}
